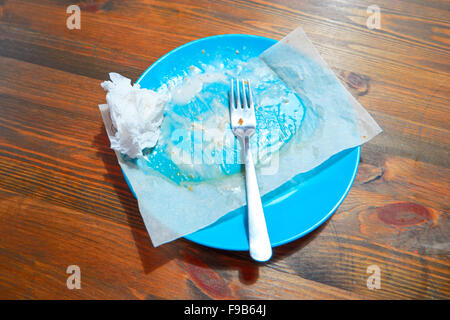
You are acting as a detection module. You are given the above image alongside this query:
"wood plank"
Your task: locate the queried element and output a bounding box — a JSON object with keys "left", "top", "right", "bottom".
{"left": 1, "top": 0, "right": 448, "bottom": 133}
{"left": 0, "top": 188, "right": 367, "bottom": 299}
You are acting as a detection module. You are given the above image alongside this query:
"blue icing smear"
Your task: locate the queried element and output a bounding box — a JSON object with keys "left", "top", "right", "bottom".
{"left": 136, "top": 57, "right": 305, "bottom": 185}
{"left": 133, "top": 42, "right": 306, "bottom": 185}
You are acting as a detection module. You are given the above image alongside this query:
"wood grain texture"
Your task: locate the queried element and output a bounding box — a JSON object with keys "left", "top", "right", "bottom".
{"left": 0, "top": 0, "right": 449, "bottom": 299}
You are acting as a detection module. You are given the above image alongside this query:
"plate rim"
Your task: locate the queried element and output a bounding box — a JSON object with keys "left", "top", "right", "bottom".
{"left": 136, "top": 33, "right": 277, "bottom": 85}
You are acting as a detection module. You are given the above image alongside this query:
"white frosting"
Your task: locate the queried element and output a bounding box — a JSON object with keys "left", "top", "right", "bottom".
{"left": 168, "top": 67, "right": 227, "bottom": 105}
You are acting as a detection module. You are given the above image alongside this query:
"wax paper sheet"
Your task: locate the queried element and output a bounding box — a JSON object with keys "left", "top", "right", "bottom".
{"left": 99, "top": 26, "right": 381, "bottom": 247}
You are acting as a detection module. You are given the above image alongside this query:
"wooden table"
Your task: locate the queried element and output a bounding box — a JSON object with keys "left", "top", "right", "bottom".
{"left": 0, "top": 0, "right": 448, "bottom": 300}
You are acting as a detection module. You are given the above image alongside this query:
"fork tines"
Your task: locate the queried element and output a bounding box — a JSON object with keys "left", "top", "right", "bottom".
{"left": 229, "top": 78, "right": 256, "bottom": 132}
{"left": 230, "top": 79, "right": 254, "bottom": 109}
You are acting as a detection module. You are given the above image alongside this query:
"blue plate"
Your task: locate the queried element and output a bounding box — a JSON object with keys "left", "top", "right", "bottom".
{"left": 128, "top": 34, "right": 360, "bottom": 251}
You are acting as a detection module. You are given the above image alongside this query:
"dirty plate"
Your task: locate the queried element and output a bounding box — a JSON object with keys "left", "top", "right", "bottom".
{"left": 125, "top": 34, "right": 360, "bottom": 251}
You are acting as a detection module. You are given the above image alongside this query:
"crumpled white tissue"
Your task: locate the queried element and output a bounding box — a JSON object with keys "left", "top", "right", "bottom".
{"left": 100, "top": 72, "right": 169, "bottom": 158}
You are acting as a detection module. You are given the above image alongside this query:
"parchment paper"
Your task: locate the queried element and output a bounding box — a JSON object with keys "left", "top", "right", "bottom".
{"left": 99, "top": 26, "right": 382, "bottom": 247}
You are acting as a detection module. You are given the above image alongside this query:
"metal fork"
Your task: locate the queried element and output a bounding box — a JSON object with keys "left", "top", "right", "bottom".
{"left": 229, "top": 79, "right": 272, "bottom": 262}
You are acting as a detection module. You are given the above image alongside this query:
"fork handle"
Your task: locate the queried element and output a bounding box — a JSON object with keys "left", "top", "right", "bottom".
{"left": 242, "top": 136, "right": 272, "bottom": 262}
